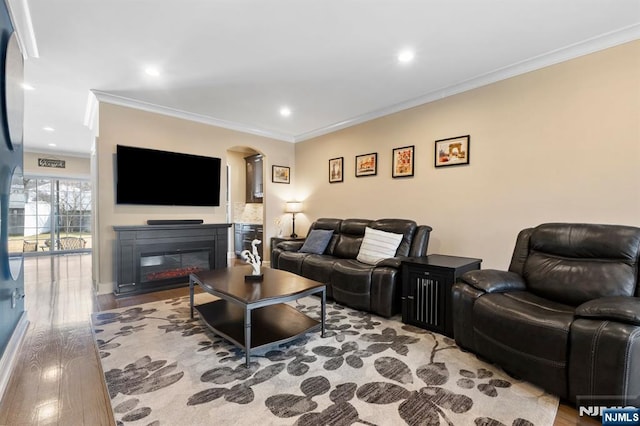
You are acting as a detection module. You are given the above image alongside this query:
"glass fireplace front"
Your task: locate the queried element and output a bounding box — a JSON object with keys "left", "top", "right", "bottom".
{"left": 140, "top": 249, "right": 210, "bottom": 284}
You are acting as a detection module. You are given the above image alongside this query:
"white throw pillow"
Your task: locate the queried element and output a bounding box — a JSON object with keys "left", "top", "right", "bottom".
{"left": 356, "top": 227, "right": 403, "bottom": 265}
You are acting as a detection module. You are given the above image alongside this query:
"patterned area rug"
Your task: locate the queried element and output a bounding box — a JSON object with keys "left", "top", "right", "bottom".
{"left": 91, "top": 294, "right": 559, "bottom": 426}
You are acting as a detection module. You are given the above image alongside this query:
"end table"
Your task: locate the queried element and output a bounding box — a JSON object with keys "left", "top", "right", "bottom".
{"left": 401, "top": 254, "right": 481, "bottom": 337}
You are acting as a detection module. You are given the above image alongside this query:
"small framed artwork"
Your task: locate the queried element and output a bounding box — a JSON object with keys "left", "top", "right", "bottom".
{"left": 435, "top": 135, "right": 470, "bottom": 167}
{"left": 272, "top": 165, "right": 290, "bottom": 183}
{"left": 355, "top": 153, "right": 377, "bottom": 177}
{"left": 392, "top": 145, "right": 415, "bottom": 178}
{"left": 328, "top": 157, "right": 344, "bottom": 183}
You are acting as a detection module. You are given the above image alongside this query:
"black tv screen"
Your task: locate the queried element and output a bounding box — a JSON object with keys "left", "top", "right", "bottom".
{"left": 116, "top": 145, "right": 221, "bottom": 206}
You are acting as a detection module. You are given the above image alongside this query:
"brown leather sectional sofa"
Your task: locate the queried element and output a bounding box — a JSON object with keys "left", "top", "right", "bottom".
{"left": 271, "top": 218, "right": 432, "bottom": 317}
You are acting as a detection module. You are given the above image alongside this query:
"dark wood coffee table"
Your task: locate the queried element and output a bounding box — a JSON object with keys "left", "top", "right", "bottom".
{"left": 190, "top": 266, "right": 326, "bottom": 366}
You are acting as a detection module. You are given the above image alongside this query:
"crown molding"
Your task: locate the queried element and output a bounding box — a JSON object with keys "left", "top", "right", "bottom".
{"left": 5, "top": 0, "right": 39, "bottom": 59}
{"left": 23, "top": 147, "right": 91, "bottom": 158}
{"left": 89, "top": 24, "right": 639, "bottom": 145}
{"left": 294, "top": 23, "right": 640, "bottom": 142}
{"left": 91, "top": 90, "right": 296, "bottom": 143}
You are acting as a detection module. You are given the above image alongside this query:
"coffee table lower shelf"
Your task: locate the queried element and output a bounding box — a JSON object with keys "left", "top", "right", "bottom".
{"left": 194, "top": 299, "right": 320, "bottom": 363}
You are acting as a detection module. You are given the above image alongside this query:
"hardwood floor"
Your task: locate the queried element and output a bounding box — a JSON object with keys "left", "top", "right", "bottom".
{"left": 0, "top": 254, "right": 112, "bottom": 426}
{"left": 0, "top": 254, "right": 598, "bottom": 425}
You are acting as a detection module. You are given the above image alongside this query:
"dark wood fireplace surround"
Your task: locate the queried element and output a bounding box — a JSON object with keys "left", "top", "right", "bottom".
{"left": 114, "top": 223, "right": 231, "bottom": 296}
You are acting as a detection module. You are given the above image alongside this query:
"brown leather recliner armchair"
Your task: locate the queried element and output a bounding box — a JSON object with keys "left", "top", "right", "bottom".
{"left": 452, "top": 223, "right": 640, "bottom": 408}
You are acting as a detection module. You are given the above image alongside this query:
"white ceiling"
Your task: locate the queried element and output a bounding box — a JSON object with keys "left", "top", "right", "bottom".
{"left": 11, "top": 0, "right": 640, "bottom": 156}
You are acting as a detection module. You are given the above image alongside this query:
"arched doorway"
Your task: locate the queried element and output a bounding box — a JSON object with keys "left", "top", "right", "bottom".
{"left": 226, "top": 146, "right": 265, "bottom": 262}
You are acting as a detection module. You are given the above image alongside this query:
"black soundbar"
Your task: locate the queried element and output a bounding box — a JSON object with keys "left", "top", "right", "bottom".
{"left": 147, "top": 219, "right": 204, "bottom": 225}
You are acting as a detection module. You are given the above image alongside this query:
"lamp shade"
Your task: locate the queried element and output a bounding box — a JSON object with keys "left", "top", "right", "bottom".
{"left": 285, "top": 201, "right": 303, "bottom": 213}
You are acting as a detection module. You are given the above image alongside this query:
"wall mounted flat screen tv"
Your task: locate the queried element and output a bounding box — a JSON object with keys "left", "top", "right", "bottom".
{"left": 116, "top": 145, "right": 221, "bottom": 206}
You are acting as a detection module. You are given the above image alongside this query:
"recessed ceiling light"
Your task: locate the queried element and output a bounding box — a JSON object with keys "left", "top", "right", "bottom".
{"left": 21, "top": 83, "right": 35, "bottom": 90}
{"left": 145, "top": 67, "right": 160, "bottom": 77}
{"left": 48, "top": 143, "right": 56, "bottom": 147}
{"left": 280, "top": 107, "right": 291, "bottom": 117}
{"left": 397, "top": 49, "right": 415, "bottom": 63}
{"left": 43, "top": 126, "right": 55, "bottom": 132}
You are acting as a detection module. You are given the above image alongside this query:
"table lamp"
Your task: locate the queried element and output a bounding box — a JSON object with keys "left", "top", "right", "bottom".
{"left": 285, "top": 201, "right": 303, "bottom": 238}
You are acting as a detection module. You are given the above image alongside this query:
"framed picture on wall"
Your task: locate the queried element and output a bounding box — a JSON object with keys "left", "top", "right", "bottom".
{"left": 355, "top": 153, "right": 377, "bottom": 177}
{"left": 435, "top": 135, "right": 470, "bottom": 167}
{"left": 272, "top": 165, "right": 290, "bottom": 183}
{"left": 329, "top": 157, "right": 344, "bottom": 183}
{"left": 392, "top": 145, "right": 414, "bottom": 178}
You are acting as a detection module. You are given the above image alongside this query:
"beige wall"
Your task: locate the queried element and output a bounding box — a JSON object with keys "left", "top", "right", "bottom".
{"left": 295, "top": 41, "right": 640, "bottom": 269}
{"left": 93, "top": 40, "right": 639, "bottom": 289}
{"left": 94, "top": 103, "right": 296, "bottom": 292}
{"left": 24, "top": 151, "right": 90, "bottom": 178}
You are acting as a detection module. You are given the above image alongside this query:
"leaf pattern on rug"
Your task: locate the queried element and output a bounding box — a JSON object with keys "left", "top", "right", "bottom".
{"left": 95, "top": 324, "right": 148, "bottom": 359}
{"left": 187, "top": 363, "right": 286, "bottom": 406}
{"left": 265, "top": 376, "right": 370, "bottom": 425}
{"left": 95, "top": 305, "right": 204, "bottom": 361}
{"left": 267, "top": 347, "right": 474, "bottom": 424}
{"left": 94, "top": 296, "right": 557, "bottom": 425}
{"left": 94, "top": 306, "right": 157, "bottom": 326}
{"left": 355, "top": 356, "right": 473, "bottom": 425}
{"left": 359, "top": 327, "right": 421, "bottom": 356}
{"left": 105, "top": 356, "right": 184, "bottom": 399}
{"left": 157, "top": 311, "right": 208, "bottom": 336}
{"left": 295, "top": 302, "right": 361, "bottom": 342}
{"left": 312, "top": 341, "right": 372, "bottom": 370}
{"left": 337, "top": 331, "right": 471, "bottom": 424}
{"left": 458, "top": 368, "right": 512, "bottom": 397}
{"left": 196, "top": 334, "right": 228, "bottom": 352}
{"left": 265, "top": 345, "right": 317, "bottom": 376}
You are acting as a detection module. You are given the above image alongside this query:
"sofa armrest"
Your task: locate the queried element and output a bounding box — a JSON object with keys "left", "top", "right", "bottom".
{"left": 276, "top": 240, "right": 305, "bottom": 252}
{"left": 376, "top": 256, "right": 408, "bottom": 268}
{"left": 575, "top": 296, "right": 640, "bottom": 326}
{"left": 461, "top": 269, "right": 526, "bottom": 293}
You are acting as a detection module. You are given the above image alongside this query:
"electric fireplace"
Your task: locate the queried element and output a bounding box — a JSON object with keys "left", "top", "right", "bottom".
{"left": 114, "top": 223, "right": 231, "bottom": 296}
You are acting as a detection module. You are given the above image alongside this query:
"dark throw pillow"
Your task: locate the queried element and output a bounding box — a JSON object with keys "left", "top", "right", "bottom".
{"left": 299, "top": 229, "right": 334, "bottom": 254}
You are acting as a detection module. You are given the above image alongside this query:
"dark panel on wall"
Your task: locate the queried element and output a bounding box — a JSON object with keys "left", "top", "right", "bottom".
{"left": 0, "top": 2, "right": 24, "bottom": 359}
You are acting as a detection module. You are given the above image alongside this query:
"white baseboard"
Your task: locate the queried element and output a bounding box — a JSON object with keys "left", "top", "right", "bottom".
{"left": 0, "top": 312, "right": 29, "bottom": 402}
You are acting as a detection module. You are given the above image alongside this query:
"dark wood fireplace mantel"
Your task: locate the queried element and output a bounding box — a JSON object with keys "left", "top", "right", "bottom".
{"left": 114, "top": 223, "right": 231, "bottom": 296}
